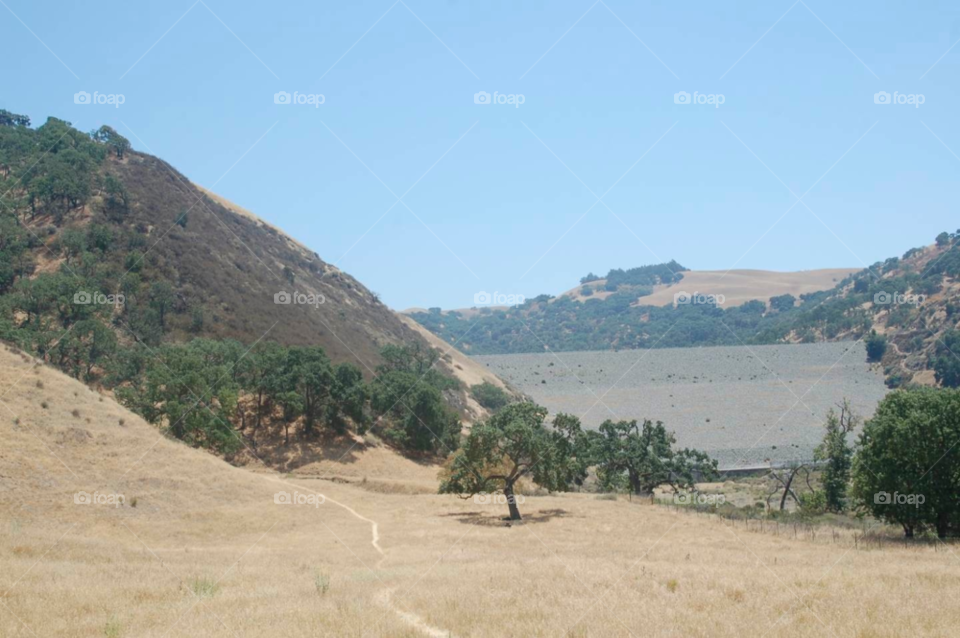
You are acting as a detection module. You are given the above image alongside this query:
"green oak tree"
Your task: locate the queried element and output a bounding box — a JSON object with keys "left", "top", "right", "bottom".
{"left": 439, "top": 403, "right": 587, "bottom": 520}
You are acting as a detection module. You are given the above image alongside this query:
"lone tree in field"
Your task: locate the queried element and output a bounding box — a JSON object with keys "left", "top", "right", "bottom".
{"left": 592, "top": 419, "right": 718, "bottom": 496}
{"left": 815, "top": 400, "right": 859, "bottom": 513}
{"left": 439, "top": 403, "right": 586, "bottom": 521}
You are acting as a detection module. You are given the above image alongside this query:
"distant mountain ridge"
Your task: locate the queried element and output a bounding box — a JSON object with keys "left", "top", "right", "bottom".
{"left": 407, "top": 263, "right": 859, "bottom": 355}
{"left": 408, "top": 240, "right": 960, "bottom": 389}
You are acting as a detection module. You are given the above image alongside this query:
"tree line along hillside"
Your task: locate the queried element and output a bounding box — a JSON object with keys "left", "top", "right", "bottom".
{"left": 411, "top": 238, "right": 960, "bottom": 389}
{"left": 0, "top": 109, "right": 491, "bottom": 459}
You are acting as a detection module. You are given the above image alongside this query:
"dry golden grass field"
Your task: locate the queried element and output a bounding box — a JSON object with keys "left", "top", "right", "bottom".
{"left": 3, "top": 346, "right": 960, "bottom": 637}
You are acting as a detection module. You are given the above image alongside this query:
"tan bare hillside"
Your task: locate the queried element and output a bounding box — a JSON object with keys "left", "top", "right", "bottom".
{"left": 190, "top": 182, "right": 513, "bottom": 418}
{"left": 563, "top": 268, "right": 859, "bottom": 308}
{"left": 105, "top": 151, "right": 424, "bottom": 372}
{"left": 4, "top": 344, "right": 960, "bottom": 637}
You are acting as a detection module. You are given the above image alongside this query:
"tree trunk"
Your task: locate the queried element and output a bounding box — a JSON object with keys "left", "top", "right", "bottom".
{"left": 903, "top": 524, "right": 914, "bottom": 539}
{"left": 504, "top": 483, "right": 522, "bottom": 521}
{"left": 937, "top": 512, "right": 948, "bottom": 540}
{"left": 628, "top": 470, "right": 642, "bottom": 496}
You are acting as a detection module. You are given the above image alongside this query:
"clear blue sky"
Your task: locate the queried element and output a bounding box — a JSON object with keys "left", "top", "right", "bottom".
{"left": 5, "top": 0, "right": 960, "bottom": 309}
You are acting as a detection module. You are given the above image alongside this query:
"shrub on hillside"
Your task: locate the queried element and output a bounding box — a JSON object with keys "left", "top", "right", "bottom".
{"left": 470, "top": 381, "right": 511, "bottom": 412}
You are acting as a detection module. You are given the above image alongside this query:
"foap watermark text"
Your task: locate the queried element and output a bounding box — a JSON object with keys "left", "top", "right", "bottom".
{"left": 74, "top": 291, "right": 124, "bottom": 306}
{"left": 474, "top": 291, "right": 525, "bottom": 306}
{"left": 474, "top": 91, "right": 525, "bottom": 107}
{"left": 74, "top": 91, "right": 125, "bottom": 108}
{"left": 474, "top": 492, "right": 525, "bottom": 506}
{"left": 275, "top": 291, "right": 325, "bottom": 307}
{"left": 275, "top": 91, "right": 325, "bottom": 107}
{"left": 674, "top": 91, "right": 724, "bottom": 108}
{"left": 674, "top": 291, "right": 725, "bottom": 306}
{"left": 75, "top": 491, "right": 125, "bottom": 507}
{"left": 875, "top": 491, "right": 925, "bottom": 507}
{"left": 874, "top": 291, "right": 925, "bottom": 307}
{"left": 274, "top": 491, "right": 325, "bottom": 507}
{"left": 874, "top": 91, "right": 924, "bottom": 107}
{"left": 674, "top": 492, "right": 725, "bottom": 506}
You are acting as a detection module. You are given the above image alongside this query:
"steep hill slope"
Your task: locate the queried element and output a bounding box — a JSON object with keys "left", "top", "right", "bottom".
{"left": 0, "top": 112, "right": 513, "bottom": 429}
{"left": 104, "top": 151, "right": 421, "bottom": 371}
{"left": 776, "top": 238, "right": 960, "bottom": 388}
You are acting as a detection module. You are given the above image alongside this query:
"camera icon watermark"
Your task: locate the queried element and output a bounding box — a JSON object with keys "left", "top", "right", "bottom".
{"left": 74, "top": 491, "right": 125, "bottom": 507}
{"left": 473, "top": 492, "right": 525, "bottom": 506}
{"left": 873, "top": 291, "right": 925, "bottom": 307}
{"left": 674, "top": 291, "right": 725, "bottom": 306}
{"left": 873, "top": 91, "right": 924, "bottom": 107}
{"left": 474, "top": 91, "right": 524, "bottom": 107}
{"left": 274, "top": 490, "right": 325, "bottom": 507}
{"left": 674, "top": 91, "right": 724, "bottom": 108}
{"left": 274, "top": 91, "right": 325, "bottom": 107}
{"left": 874, "top": 491, "right": 924, "bottom": 507}
{"left": 274, "top": 290, "right": 325, "bottom": 307}
{"left": 674, "top": 492, "right": 725, "bottom": 506}
{"left": 74, "top": 91, "right": 125, "bottom": 108}
{"left": 474, "top": 291, "right": 526, "bottom": 306}
{"left": 73, "top": 291, "right": 124, "bottom": 306}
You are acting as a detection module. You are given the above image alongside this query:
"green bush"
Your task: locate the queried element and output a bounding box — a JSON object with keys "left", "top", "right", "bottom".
{"left": 470, "top": 381, "right": 510, "bottom": 412}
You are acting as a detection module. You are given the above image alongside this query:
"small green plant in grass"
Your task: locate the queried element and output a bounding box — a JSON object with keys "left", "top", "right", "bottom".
{"left": 104, "top": 615, "right": 122, "bottom": 638}
{"left": 190, "top": 577, "right": 219, "bottom": 599}
{"left": 314, "top": 569, "right": 330, "bottom": 595}
{"left": 666, "top": 578, "right": 679, "bottom": 593}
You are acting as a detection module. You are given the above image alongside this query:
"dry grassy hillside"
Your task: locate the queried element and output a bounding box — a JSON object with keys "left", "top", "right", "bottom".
{"left": 3, "top": 345, "right": 960, "bottom": 637}
{"left": 561, "top": 269, "right": 859, "bottom": 308}
{"left": 427, "top": 268, "right": 857, "bottom": 317}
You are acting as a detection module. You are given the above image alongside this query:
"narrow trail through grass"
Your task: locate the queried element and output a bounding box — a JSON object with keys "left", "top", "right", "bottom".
{"left": 268, "top": 475, "right": 451, "bottom": 637}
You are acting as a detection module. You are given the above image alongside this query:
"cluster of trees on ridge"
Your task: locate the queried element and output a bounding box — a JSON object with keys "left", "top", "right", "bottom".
{"left": 0, "top": 109, "right": 181, "bottom": 364}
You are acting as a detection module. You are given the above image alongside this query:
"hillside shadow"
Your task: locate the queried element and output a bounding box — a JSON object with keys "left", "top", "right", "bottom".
{"left": 230, "top": 429, "right": 367, "bottom": 471}
{"left": 443, "top": 508, "right": 570, "bottom": 527}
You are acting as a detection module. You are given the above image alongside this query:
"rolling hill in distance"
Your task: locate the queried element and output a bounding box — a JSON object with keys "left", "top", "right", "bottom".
{"left": 408, "top": 240, "right": 960, "bottom": 390}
